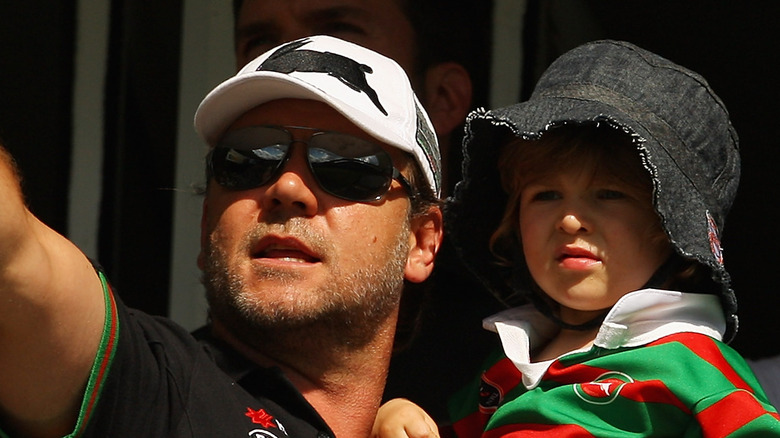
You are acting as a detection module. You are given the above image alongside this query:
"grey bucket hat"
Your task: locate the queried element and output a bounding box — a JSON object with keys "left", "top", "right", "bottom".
{"left": 448, "top": 40, "right": 741, "bottom": 341}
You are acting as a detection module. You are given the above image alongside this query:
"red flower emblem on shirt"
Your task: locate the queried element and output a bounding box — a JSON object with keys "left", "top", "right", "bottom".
{"left": 245, "top": 407, "right": 277, "bottom": 428}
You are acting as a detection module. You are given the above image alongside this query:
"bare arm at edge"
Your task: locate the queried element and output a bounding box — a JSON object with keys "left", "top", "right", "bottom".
{"left": 0, "top": 145, "right": 106, "bottom": 437}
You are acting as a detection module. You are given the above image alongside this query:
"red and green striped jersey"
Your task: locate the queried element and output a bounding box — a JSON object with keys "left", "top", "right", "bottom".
{"left": 449, "top": 290, "right": 780, "bottom": 437}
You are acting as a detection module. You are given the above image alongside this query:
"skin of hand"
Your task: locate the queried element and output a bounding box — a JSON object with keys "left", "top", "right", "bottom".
{"left": 371, "top": 398, "right": 440, "bottom": 438}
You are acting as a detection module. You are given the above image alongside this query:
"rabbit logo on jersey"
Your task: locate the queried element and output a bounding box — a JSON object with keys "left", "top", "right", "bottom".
{"left": 573, "top": 371, "right": 634, "bottom": 405}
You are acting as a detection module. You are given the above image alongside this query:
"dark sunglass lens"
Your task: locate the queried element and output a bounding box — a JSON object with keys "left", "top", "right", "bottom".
{"left": 308, "top": 132, "right": 394, "bottom": 201}
{"left": 311, "top": 159, "right": 392, "bottom": 201}
{"left": 211, "top": 145, "right": 287, "bottom": 190}
{"left": 211, "top": 126, "right": 293, "bottom": 190}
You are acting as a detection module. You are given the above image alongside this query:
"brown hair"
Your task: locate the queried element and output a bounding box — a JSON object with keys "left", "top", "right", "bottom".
{"left": 396, "top": 151, "right": 442, "bottom": 219}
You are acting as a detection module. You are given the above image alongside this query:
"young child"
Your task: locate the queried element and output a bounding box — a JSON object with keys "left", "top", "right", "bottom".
{"left": 375, "top": 40, "right": 780, "bottom": 437}
{"left": 444, "top": 39, "right": 780, "bottom": 437}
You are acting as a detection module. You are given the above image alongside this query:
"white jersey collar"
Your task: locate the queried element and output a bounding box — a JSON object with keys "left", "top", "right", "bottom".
{"left": 483, "top": 289, "right": 726, "bottom": 388}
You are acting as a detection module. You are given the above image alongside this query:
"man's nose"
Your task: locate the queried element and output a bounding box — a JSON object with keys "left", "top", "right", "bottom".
{"left": 260, "top": 146, "right": 319, "bottom": 217}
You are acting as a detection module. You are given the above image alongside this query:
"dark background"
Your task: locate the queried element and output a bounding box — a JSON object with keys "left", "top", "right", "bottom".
{"left": 0, "top": 0, "right": 777, "bottom": 360}
{"left": 0, "top": 1, "right": 182, "bottom": 317}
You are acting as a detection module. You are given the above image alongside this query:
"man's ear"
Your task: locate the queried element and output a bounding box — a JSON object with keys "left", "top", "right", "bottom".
{"left": 421, "top": 62, "right": 473, "bottom": 194}
{"left": 421, "top": 62, "right": 473, "bottom": 139}
{"left": 404, "top": 207, "right": 444, "bottom": 283}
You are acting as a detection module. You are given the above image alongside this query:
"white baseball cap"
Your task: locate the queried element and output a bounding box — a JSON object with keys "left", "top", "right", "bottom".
{"left": 194, "top": 35, "right": 441, "bottom": 197}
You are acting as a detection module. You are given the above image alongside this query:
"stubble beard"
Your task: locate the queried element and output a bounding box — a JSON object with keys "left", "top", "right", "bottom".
{"left": 201, "top": 217, "right": 410, "bottom": 354}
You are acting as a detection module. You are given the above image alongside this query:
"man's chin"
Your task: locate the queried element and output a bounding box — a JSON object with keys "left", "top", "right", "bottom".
{"left": 210, "top": 297, "right": 386, "bottom": 352}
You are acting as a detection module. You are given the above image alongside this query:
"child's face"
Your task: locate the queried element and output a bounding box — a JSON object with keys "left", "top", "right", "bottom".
{"left": 518, "top": 165, "right": 672, "bottom": 325}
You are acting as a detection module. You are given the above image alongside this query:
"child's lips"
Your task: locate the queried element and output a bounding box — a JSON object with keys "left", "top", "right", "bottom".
{"left": 556, "top": 245, "right": 602, "bottom": 269}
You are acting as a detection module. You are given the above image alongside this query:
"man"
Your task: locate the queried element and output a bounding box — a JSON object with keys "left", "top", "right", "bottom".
{"left": 0, "top": 36, "right": 442, "bottom": 438}
{"left": 229, "top": 2, "right": 505, "bottom": 424}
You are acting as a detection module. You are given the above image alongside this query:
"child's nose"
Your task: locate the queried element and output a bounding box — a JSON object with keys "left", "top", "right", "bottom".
{"left": 559, "top": 213, "right": 588, "bottom": 234}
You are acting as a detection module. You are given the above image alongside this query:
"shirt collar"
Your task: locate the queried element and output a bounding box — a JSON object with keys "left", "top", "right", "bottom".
{"left": 484, "top": 289, "right": 726, "bottom": 355}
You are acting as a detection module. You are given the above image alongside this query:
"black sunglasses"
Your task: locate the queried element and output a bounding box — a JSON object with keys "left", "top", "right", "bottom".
{"left": 207, "top": 125, "right": 414, "bottom": 202}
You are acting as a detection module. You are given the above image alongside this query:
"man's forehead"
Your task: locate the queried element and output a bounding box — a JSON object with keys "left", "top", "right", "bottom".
{"left": 238, "top": 0, "right": 405, "bottom": 19}
{"left": 235, "top": 0, "right": 415, "bottom": 72}
{"left": 236, "top": 0, "right": 407, "bottom": 36}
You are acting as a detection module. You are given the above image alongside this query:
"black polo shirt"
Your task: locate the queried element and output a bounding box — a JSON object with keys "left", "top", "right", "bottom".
{"left": 76, "top": 275, "right": 335, "bottom": 438}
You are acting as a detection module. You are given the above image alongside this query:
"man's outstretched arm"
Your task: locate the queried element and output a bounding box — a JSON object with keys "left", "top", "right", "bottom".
{"left": 0, "top": 144, "right": 106, "bottom": 437}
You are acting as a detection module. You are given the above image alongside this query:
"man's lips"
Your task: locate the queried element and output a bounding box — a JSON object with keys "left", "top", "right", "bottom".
{"left": 252, "top": 236, "right": 321, "bottom": 263}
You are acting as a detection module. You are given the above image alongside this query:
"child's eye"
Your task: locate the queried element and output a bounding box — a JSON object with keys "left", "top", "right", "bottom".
{"left": 532, "top": 190, "right": 561, "bottom": 201}
{"left": 598, "top": 189, "right": 626, "bottom": 200}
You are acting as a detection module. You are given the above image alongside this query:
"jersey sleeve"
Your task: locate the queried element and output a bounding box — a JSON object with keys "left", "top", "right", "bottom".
{"left": 58, "top": 270, "right": 120, "bottom": 438}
